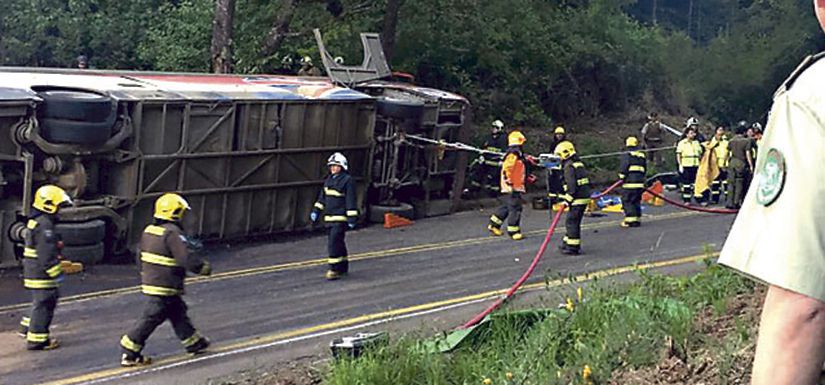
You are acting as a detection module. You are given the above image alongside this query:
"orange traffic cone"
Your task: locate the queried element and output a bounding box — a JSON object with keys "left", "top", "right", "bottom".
{"left": 384, "top": 213, "right": 414, "bottom": 229}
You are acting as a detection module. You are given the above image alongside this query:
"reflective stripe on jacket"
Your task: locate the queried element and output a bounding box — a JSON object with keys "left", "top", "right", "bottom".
{"left": 139, "top": 223, "right": 205, "bottom": 296}
{"left": 314, "top": 172, "right": 358, "bottom": 224}
{"left": 619, "top": 149, "right": 647, "bottom": 189}
{"left": 562, "top": 158, "right": 591, "bottom": 206}
{"left": 22, "top": 214, "right": 62, "bottom": 290}
{"left": 500, "top": 150, "right": 526, "bottom": 193}
{"left": 676, "top": 138, "right": 703, "bottom": 167}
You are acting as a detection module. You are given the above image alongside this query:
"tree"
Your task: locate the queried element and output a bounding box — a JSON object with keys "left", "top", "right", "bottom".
{"left": 261, "top": 0, "right": 301, "bottom": 57}
{"left": 381, "top": 0, "right": 403, "bottom": 63}
{"left": 211, "top": 0, "right": 236, "bottom": 73}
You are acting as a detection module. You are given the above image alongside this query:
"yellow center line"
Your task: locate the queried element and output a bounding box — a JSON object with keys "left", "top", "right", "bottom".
{"left": 39, "top": 251, "right": 717, "bottom": 385}
{"left": 0, "top": 210, "right": 701, "bottom": 314}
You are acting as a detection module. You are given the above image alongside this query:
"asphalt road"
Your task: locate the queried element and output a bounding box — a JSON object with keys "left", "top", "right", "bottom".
{"left": 0, "top": 199, "right": 736, "bottom": 385}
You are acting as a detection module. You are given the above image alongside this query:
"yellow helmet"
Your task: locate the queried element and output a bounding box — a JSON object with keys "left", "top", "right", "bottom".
{"left": 625, "top": 136, "right": 639, "bottom": 147}
{"left": 33, "top": 185, "right": 72, "bottom": 214}
{"left": 553, "top": 126, "right": 565, "bottom": 135}
{"left": 154, "top": 193, "right": 191, "bottom": 221}
{"left": 507, "top": 130, "right": 526, "bottom": 146}
{"left": 554, "top": 141, "right": 576, "bottom": 160}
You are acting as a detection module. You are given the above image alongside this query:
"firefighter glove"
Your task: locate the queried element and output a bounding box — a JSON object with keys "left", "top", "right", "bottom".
{"left": 199, "top": 261, "right": 212, "bottom": 276}
{"left": 348, "top": 222, "right": 356, "bottom": 230}
{"left": 310, "top": 211, "right": 319, "bottom": 223}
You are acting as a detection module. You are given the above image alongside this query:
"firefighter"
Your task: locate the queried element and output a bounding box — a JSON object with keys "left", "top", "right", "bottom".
{"left": 311, "top": 152, "right": 358, "bottom": 280}
{"left": 488, "top": 130, "right": 527, "bottom": 241}
{"left": 18, "top": 185, "right": 72, "bottom": 350}
{"left": 473, "top": 119, "right": 509, "bottom": 194}
{"left": 619, "top": 136, "right": 646, "bottom": 228}
{"left": 641, "top": 112, "right": 665, "bottom": 168}
{"left": 708, "top": 126, "right": 730, "bottom": 204}
{"left": 676, "top": 126, "right": 703, "bottom": 204}
{"left": 120, "top": 193, "right": 211, "bottom": 367}
{"left": 726, "top": 122, "right": 755, "bottom": 210}
{"left": 298, "top": 56, "right": 322, "bottom": 77}
{"left": 556, "top": 141, "right": 591, "bottom": 254}
{"left": 546, "top": 126, "right": 567, "bottom": 204}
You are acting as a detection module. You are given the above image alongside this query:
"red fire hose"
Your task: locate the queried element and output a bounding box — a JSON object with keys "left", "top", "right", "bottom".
{"left": 460, "top": 180, "right": 623, "bottom": 329}
{"left": 460, "top": 180, "right": 737, "bottom": 329}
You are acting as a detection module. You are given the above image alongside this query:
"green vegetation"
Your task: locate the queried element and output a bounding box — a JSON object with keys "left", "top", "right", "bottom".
{"left": 1, "top": 0, "right": 822, "bottom": 127}
{"left": 322, "top": 261, "right": 755, "bottom": 384}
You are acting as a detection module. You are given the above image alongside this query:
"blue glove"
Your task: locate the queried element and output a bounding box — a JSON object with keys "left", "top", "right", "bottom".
{"left": 55, "top": 274, "right": 65, "bottom": 284}
{"left": 310, "top": 211, "right": 319, "bottom": 222}
{"left": 348, "top": 222, "right": 356, "bottom": 230}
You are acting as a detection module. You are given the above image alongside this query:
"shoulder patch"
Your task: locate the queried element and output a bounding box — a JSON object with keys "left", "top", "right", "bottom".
{"left": 756, "top": 148, "right": 786, "bottom": 207}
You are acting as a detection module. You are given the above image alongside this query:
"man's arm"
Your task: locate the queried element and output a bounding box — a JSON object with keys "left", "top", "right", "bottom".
{"left": 751, "top": 285, "right": 825, "bottom": 385}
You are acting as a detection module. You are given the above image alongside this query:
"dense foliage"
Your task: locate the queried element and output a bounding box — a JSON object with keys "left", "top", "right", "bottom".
{"left": 1, "top": 0, "right": 823, "bottom": 125}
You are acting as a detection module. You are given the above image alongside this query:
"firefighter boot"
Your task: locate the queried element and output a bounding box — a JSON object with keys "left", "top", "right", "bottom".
{"left": 187, "top": 336, "right": 210, "bottom": 355}
{"left": 511, "top": 233, "right": 524, "bottom": 241}
{"left": 18, "top": 317, "right": 29, "bottom": 338}
{"left": 326, "top": 270, "right": 344, "bottom": 280}
{"left": 28, "top": 338, "right": 60, "bottom": 351}
{"left": 487, "top": 225, "right": 503, "bottom": 236}
{"left": 121, "top": 353, "right": 153, "bottom": 367}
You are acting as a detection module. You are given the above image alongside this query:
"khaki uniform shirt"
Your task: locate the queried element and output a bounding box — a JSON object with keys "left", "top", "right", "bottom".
{"left": 719, "top": 53, "right": 825, "bottom": 302}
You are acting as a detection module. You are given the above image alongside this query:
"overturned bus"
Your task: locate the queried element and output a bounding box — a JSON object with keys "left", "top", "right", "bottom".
{"left": 0, "top": 33, "right": 470, "bottom": 267}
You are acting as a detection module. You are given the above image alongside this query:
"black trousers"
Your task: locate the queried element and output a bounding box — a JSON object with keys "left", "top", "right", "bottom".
{"left": 727, "top": 160, "right": 751, "bottom": 209}
{"left": 491, "top": 192, "right": 523, "bottom": 235}
{"left": 564, "top": 205, "right": 586, "bottom": 250}
{"left": 546, "top": 168, "right": 563, "bottom": 203}
{"left": 680, "top": 166, "right": 698, "bottom": 203}
{"left": 327, "top": 223, "right": 349, "bottom": 273}
{"left": 122, "top": 295, "right": 202, "bottom": 357}
{"left": 621, "top": 188, "right": 643, "bottom": 226}
{"left": 711, "top": 170, "right": 728, "bottom": 203}
{"left": 21, "top": 288, "right": 59, "bottom": 349}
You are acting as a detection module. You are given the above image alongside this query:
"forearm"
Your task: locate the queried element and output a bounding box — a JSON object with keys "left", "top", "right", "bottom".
{"left": 752, "top": 285, "right": 825, "bottom": 385}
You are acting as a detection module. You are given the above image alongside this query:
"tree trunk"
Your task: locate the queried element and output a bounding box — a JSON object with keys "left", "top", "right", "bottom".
{"left": 651, "top": 0, "right": 658, "bottom": 26}
{"left": 211, "top": 0, "right": 236, "bottom": 73}
{"left": 687, "top": 0, "right": 694, "bottom": 40}
{"left": 261, "top": 0, "right": 300, "bottom": 57}
{"left": 381, "top": 0, "right": 403, "bottom": 63}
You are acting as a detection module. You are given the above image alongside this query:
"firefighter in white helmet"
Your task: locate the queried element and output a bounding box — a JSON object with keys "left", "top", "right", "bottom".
{"left": 311, "top": 152, "right": 358, "bottom": 280}
{"left": 19, "top": 185, "right": 72, "bottom": 350}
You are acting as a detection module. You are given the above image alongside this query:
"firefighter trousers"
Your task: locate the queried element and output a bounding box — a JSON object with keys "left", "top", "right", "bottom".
{"left": 121, "top": 295, "right": 204, "bottom": 358}
{"left": 20, "top": 288, "right": 58, "bottom": 349}
{"left": 546, "top": 168, "right": 563, "bottom": 203}
{"left": 679, "top": 166, "right": 698, "bottom": 203}
{"left": 327, "top": 223, "right": 349, "bottom": 273}
{"left": 563, "top": 205, "right": 586, "bottom": 251}
{"left": 711, "top": 170, "right": 728, "bottom": 204}
{"left": 490, "top": 192, "right": 523, "bottom": 235}
{"left": 726, "top": 160, "right": 750, "bottom": 209}
{"left": 621, "top": 188, "right": 643, "bottom": 226}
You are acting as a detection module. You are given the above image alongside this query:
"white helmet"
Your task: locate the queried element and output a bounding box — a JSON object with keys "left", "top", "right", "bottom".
{"left": 491, "top": 120, "right": 504, "bottom": 130}
{"left": 301, "top": 56, "right": 312, "bottom": 64}
{"left": 686, "top": 117, "right": 699, "bottom": 127}
{"left": 333, "top": 56, "right": 344, "bottom": 65}
{"left": 327, "top": 152, "right": 348, "bottom": 171}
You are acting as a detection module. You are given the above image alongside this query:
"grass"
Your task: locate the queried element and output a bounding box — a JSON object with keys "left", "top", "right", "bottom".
{"left": 322, "top": 259, "right": 755, "bottom": 385}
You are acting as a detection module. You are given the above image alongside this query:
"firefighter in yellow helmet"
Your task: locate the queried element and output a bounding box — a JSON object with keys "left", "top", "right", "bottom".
{"left": 18, "top": 185, "right": 72, "bottom": 350}
{"left": 488, "top": 130, "right": 527, "bottom": 240}
{"left": 120, "top": 193, "right": 211, "bottom": 367}
{"left": 619, "top": 136, "right": 646, "bottom": 228}
{"left": 546, "top": 126, "right": 567, "bottom": 203}
{"left": 555, "top": 141, "right": 591, "bottom": 254}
